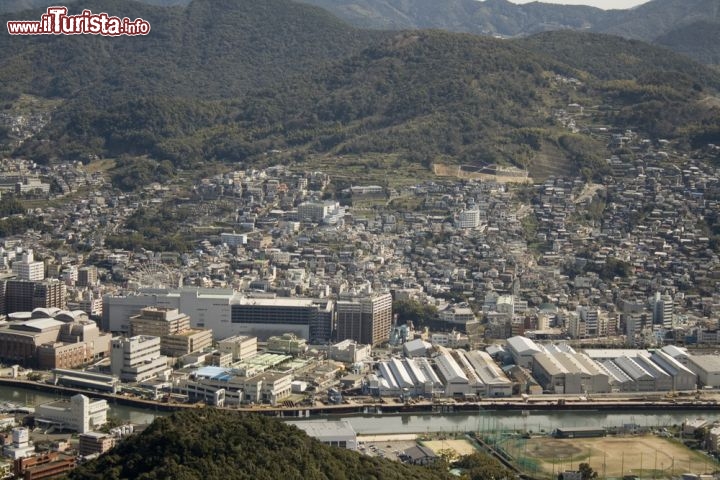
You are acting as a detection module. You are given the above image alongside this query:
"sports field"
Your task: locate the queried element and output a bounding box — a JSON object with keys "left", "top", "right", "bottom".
{"left": 502, "top": 435, "right": 717, "bottom": 479}
{"left": 423, "top": 439, "right": 478, "bottom": 460}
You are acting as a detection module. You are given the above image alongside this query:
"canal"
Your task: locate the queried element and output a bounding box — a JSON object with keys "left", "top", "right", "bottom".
{"left": 1, "top": 384, "right": 717, "bottom": 434}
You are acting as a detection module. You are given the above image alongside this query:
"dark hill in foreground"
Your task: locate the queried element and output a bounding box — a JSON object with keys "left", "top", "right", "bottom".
{"left": 67, "top": 410, "right": 454, "bottom": 480}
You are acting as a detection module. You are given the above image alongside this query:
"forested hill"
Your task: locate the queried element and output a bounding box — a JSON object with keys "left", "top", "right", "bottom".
{"left": 294, "top": 0, "right": 720, "bottom": 65}
{"left": 2, "top": 0, "right": 720, "bottom": 180}
{"left": 654, "top": 21, "right": 720, "bottom": 66}
{"left": 4, "top": 0, "right": 719, "bottom": 68}
{"left": 0, "top": 0, "right": 383, "bottom": 100}
{"left": 67, "top": 410, "right": 455, "bottom": 480}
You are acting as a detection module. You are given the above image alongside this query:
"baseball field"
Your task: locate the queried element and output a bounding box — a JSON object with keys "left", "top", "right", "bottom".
{"left": 501, "top": 435, "right": 717, "bottom": 479}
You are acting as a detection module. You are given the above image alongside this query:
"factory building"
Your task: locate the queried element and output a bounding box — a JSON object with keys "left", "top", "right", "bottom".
{"left": 506, "top": 336, "right": 543, "bottom": 369}
{"left": 600, "top": 360, "right": 635, "bottom": 392}
{"left": 649, "top": 350, "right": 697, "bottom": 391}
{"left": 531, "top": 351, "right": 610, "bottom": 394}
{"left": 608, "top": 356, "right": 660, "bottom": 392}
{"left": 460, "top": 350, "right": 512, "bottom": 397}
{"left": 369, "top": 357, "right": 442, "bottom": 397}
{"left": 685, "top": 355, "right": 720, "bottom": 388}
{"left": 434, "top": 349, "right": 471, "bottom": 397}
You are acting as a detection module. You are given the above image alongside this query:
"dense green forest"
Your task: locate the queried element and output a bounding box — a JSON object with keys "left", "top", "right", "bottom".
{"left": 1, "top": 0, "right": 719, "bottom": 183}
{"left": 655, "top": 21, "right": 720, "bottom": 66}
{"left": 67, "top": 410, "right": 459, "bottom": 480}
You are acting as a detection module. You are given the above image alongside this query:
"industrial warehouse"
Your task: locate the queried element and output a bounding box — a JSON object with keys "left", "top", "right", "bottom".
{"left": 496, "top": 336, "right": 710, "bottom": 395}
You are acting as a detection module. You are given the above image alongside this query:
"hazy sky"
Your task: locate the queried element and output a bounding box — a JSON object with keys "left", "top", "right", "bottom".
{"left": 507, "top": 0, "right": 651, "bottom": 9}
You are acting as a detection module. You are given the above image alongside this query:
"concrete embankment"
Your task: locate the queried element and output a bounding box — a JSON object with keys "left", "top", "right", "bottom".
{"left": 1, "top": 377, "right": 716, "bottom": 417}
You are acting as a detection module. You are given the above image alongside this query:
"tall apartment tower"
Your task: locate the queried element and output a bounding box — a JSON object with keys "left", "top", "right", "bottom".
{"left": 5, "top": 279, "right": 66, "bottom": 313}
{"left": 77, "top": 266, "right": 98, "bottom": 288}
{"left": 652, "top": 292, "right": 674, "bottom": 329}
{"left": 33, "top": 280, "right": 67, "bottom": 310}
{"left": 0, "top": 280, "right": 6, "bottom": 316}
{"left": 336, "top": 293, "right": 392, "bottom": 346}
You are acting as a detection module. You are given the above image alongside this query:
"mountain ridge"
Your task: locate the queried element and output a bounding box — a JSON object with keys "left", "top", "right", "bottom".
{"left": 295, "top": 0, "right": 720, "bottom": 64}
{"left": 2, "top": 0, "right": 717, "bottom": 65}
{"left": 1, "top": 0, "right": 719, "bottom": 181}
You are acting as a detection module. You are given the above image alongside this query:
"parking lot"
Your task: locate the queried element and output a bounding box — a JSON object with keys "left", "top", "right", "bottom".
{"left": 357, "top": 435, "right": 418, "bottom": 461}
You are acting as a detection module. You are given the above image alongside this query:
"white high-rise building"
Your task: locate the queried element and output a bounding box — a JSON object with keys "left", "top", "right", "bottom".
{"left": 110, "top": 336, "right": 169, "bottom": 383}
{"left": 12, "top": 249, "right": 44, "bottom": 281}
{"left": 652, "top": 292, "right": 674, "bottom": 329}
{"left": 456, "top": 208, "right": 480, "bottom": 229}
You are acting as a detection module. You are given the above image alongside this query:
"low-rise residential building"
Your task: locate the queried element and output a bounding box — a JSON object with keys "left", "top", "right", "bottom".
{"left": 78, "top": 432, "right": 115, "bottom": 457}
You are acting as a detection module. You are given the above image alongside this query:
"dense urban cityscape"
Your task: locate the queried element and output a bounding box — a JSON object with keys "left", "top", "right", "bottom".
{"left": 1, "top": 0, "right": 720, "bottom": 478}
{"left": 0, "top": 125, "right": 717, "bottom": 478}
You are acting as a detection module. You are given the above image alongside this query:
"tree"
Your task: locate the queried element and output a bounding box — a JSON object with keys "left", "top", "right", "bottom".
{"left": 393, "top": 299, "right": 438, "bottom": 327}
{"left": 454, "top": 452, "right": 512, "bottom": 480}
{"left": 578, "top": 462, "right": 598, "bottom": 480}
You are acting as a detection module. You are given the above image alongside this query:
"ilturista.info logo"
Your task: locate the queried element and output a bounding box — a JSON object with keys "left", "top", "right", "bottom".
{"left": 7, "top": 6, "right": 151, "bottom": 36}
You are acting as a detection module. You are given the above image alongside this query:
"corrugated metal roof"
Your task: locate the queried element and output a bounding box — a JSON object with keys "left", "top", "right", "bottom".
{"left": 613, "top": 356, "right": 654, "bottom": 381}
{"left": 507, "top": 336, "right": 542, "bottom": 355}
{"left": 600, "top": 360, "right": 633, "bottom": 384}
{"left": 434, "top": 352, "right": 468, "bottom": 384}
{"left": 389, "top": 358, "right": 414, "bottom": 388}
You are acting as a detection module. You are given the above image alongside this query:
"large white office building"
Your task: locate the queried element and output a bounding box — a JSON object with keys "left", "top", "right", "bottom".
{"left": 110, "top": 336, "right": 169, "bottom": 383}
{"left": 103, "top": 288, "right": 334, "bottom": 343}
{"left": 12, "top": 250, "right": 44, "bottom": 281}
{"left": 34, "top": 394, "right": 108, "bottom": 433}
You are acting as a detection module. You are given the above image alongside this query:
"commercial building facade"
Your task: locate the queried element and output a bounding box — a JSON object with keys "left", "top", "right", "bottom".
{"left": 110, "top": 336, "right": 169, "bottom": 383}
{"left": 103, "top": 288, "right": 334, "bottom": 343}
